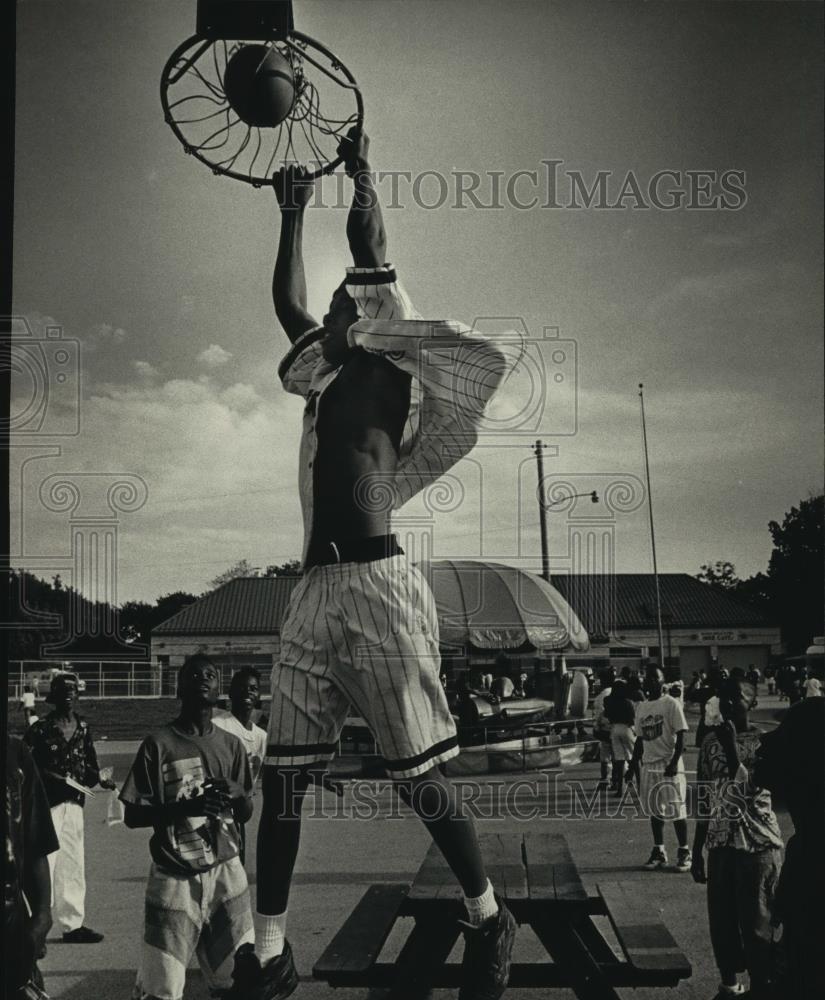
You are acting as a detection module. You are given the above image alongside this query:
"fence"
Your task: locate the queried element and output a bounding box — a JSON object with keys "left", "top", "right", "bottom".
{"left": 6, "top": 660, "right": 276, "bottom": 701}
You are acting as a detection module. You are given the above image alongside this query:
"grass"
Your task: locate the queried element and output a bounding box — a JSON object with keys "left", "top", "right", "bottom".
{"left": 7, "top": 698, "right": 182, "bottom": 741}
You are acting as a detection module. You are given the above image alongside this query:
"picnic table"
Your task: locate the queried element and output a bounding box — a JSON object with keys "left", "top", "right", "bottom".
{"left": 314, "top": 831, "right": 691, "bottom": 999}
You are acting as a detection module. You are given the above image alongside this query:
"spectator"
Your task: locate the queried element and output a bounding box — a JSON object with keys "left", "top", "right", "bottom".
{"left": 746, "top": 664, "right": 761, "bottom": 690}
{"left": 120, "top": 653, "right": 254, "bottom": 1000}
{"left": 19, "top": 684, "right": 38, "bottom": 727}
{"left": 603, "top": 679, "right": 636, "bottom": 795}
{"left": 803, "top": 674, "right": 822, "bottom": 698}
{"left": 777, "top": 664, "right": 801, "bottom": 704}
{"left": 765, "top": 667, "right": 775, "bottom": 696}
{"left": 628, "top": 677, "right": 692, "bottom": 872}
{"left": 626, "top": 674, "right": 645, "bottom": 703}
{"left": 691, "top": 678, "right": 783, "bottom": 999}
{"left": 689, "top": 666, "right": 726, "bottom": 748}
{"left": 23, "top": 672, "right": 115, "bottom": 944}
{"left": 754, "top": 695, "right": 825, "bottom": 997}
{"left": 213, "top": 667, "right": 268, "bottom": 865}
{"left": 645, "top": 662, "right": 665, "bottom": 687}
{"left": 687, "top": 671, "right": 707, "bottom": 701}
{"left": 591, "top": 676, "right": 612, "bottom": 787}
{"left": 5, "top": 736, "right": 59, "bottom": 997}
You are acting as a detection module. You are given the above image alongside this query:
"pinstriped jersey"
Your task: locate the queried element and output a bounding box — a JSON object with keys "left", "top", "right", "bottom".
{"left": 277, "top": 265, "right": 510, "bottom": 563}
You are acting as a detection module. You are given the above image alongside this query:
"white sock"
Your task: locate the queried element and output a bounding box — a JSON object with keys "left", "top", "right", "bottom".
{"left": 464, "top": 880, "right": 498, "bottom": 926}
{"left": 255, "top": 911, "right": 287, "bottom": 963}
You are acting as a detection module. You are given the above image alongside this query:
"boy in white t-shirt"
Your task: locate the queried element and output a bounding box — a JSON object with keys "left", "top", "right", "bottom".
{"left": 628, "top": 676, "right": 692, "bottom": 872}
{"left": 214, "top": 668, "right": 267, "bottom": 864}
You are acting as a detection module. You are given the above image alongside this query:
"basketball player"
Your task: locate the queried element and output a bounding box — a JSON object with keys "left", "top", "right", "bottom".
{"left": 237, "top": 131, "right": 516, "bottom": 1000}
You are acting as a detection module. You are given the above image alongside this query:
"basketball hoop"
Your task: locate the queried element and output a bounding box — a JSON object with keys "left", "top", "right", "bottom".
{"left": 160, "top": 2, "right": 364, "bottom": 186}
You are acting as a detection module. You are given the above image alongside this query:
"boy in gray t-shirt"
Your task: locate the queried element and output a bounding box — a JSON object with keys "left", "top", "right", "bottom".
{"left": 120, "top": 655, "right": 254, "bottom": 1000}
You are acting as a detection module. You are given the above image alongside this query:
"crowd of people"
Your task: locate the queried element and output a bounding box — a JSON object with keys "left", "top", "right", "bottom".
{"left": 591, "top": 661, "right": 824, "bottom": 999}
{"left": 6, "top": 654, "right": 825, "bottom": 1000}
{"left": 5, "top": 662, "right": 269, "bottom": 999}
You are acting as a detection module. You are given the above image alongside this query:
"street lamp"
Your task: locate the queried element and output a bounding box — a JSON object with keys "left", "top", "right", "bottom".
{"left": 544, "top": 490, "right": 600, "bottom": 509}
{"left": 533, "top": 441, "right": 600, "bottom": 582}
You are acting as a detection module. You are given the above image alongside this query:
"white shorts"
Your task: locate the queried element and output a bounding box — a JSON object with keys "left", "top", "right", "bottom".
{"left": 344, "top": 264, "right": 422, "bottom": 320}
{"left": 134, "top": 856, "right": 253, "bottom": 1000}
{"left": 265, "top": 554, "right": 459, "bottom": 779}
{"left": 639, "top": 762, "right": 687, "bottom": 821}
{"left": 610, "top": 723, "right": 636, "bottom": 762}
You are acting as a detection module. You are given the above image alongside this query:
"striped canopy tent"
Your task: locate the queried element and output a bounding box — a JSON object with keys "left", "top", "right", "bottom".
{"left": 423, "top": 560, "right": 589, "bottom": 652}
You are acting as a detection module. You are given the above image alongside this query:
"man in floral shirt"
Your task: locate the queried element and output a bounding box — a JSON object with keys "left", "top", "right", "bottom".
{"left": 23, "top": 672, "right": 115, "bottom": 943}
{"left": 691, "top": 677, "right": 783, "bottom": 1000}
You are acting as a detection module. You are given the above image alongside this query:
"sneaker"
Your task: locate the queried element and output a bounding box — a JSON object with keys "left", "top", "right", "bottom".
{"left": 227, "top": 941, "right": 299, "bottom": 1000}
{"left": 458, "top": 897, "right": 517, "bottom": 1000}
{"left": 642, "top": 846, "right": 668, "bottom": 871}
{"left": 62, "top": 926, "right": 104, "bottom": 943}
{"left": 675, "top": 848, "right": 692, "bottom": 873}
{"left": 711, "top": 984, "right": 746, "bottom": 999}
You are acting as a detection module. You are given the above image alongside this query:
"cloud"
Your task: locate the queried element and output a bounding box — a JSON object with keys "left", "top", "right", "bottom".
{"left": 197, "top": 344, "right": 233, "bottom": 368}
{"left": 86, "top": 323, "right": 127, "bottom": 351}
{"left": 11, "top": 367, "right": 303, "bottom": 598}
{"left": 648, "top": 267, "right": 762, "bottom": 312}
{"left": 220, "top": 383, "right": 263, "bottom": 411}
{"left": 133, "top": 360, "right": 160, "bottom": 381}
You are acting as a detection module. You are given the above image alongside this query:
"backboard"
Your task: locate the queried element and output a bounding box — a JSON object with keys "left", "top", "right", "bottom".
{"left": 196, "top": 0, "right": 295, "bottom": 41}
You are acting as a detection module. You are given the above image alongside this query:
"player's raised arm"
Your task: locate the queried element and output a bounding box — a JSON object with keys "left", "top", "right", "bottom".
{"left": 339, "top": 129, "right": 386, "bottom": 267}
{"left": 272, "top": 165, "right": 319, "bottom": 344}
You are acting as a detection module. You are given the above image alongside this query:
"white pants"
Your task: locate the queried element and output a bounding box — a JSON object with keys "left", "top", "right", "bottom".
{"left": 49, "top": 801, "right": 86, "bottom": 933}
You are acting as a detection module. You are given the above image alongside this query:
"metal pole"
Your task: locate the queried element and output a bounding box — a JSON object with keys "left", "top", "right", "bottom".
{"left": 638, "top": 384, "right": 666, "bottom": 671}
{"left": 534, "top": 440, "right": 550, "bottom": 582}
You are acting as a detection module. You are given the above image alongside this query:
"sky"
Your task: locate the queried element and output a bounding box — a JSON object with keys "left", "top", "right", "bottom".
{"left": 10, "top": 0, "right": 824, "bottom": 603}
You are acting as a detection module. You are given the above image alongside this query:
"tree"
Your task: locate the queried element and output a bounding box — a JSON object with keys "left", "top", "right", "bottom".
{"left": 264, "top": 560, "right": 301, "bottom": 577}
{"left": 119, "top": 591, "right": 198, "bottom": 643}
{"left": 208, "top": 559, "right": 260, "bottom": 590}
{"left": 118, "top": 600, "right": 154, "bottom": 645}
{"left": 766, "top": 495, "right": 824, "bottom": 654}
{"left": 696, "top": 561, "right": 741, "bottom": 590}
{"left": 697, "top": 494, "right": 824, "bottom": 654}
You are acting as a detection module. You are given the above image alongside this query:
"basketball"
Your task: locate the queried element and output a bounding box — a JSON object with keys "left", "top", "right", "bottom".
{"left": 223, "top": 44, "right": 295, "bottom": 128}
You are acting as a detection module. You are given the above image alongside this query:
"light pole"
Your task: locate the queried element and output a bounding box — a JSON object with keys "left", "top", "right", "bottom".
{"left": 638, "top": 383, "right": 666, "bottom": 672}
{"left": 533, "top": 439, "right": 599, "bottom": 582}
{"left": 533, "top": 441, "right": 551, "bottom": 582}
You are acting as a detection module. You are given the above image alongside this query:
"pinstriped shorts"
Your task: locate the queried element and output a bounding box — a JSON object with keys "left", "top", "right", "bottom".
{"left": 265, "top": 555, "right": 459, "bottom": 779}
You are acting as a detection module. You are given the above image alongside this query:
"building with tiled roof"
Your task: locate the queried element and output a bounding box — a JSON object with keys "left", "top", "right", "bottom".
{"left": 151, "top": 568, "right": 779, "bottom": 683}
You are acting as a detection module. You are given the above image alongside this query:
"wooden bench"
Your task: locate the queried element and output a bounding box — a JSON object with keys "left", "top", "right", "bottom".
{"left": 314, "top": 832, "right": 692, "bottom": 998}
{"left": 597, "top": 883, "right": 692, "bottom": 980}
